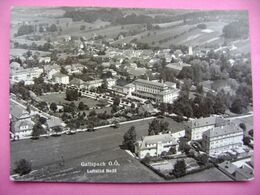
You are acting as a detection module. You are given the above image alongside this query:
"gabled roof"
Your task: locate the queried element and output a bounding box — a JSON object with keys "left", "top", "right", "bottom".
{"left": 188, "top": 116, "right": 217, "bottom": 129}
{"left": 46, "top": 117, "right": 62, "bottom": 128}
{"left": 10, "top": 101, "right": 31, "bottom": 121}
{"left": 137, "top": 133, "right": 177, "bottom": 150}
{"left": 204, "top": 123, "right": 243, "bottom": 138}
{"left": 53, "top": 72, "right": 68, "bottom": 78}
{"left": 14, "top": 119, "right": 34, "bottom": 133}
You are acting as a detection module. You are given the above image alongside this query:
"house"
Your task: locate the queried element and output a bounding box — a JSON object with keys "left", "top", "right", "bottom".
{"left": 166, "top": 62, "right": 191, "bottom": 75}
{"left": 10, "top": 61, "right": 22, "bottom": 71}
{"left": 185, "top": 116, "right": 227, "bottom": 141}
{"left": 52, "top": 72, "right": 69, "bottom": 85}
{"left": 218, "top": 159, "right": 254, "bottom": 181}
{"left": 135, "top": 133, "right": 178, "bottom": 159}
{"left": 138, "top": 104, "right": 157, "bottom": 115}
{"left": 10, "top": 101, "right": 32, "bottom": 122}
{"left": 13, "top": 119, "right": 34, "bottom": 137}
{"left": 201, "top": 122, "right": 243, "bottom": 156}
{"left": 106, "top": 78, "right": 116, "bottom": 88}
{"left": 46, "top": 117, "right": 64, "bottom": 131}
{"left": 39, "top": 56, "right": 51, "bottom": 64}
{"left": 83, "top": 79, "right": 103, "bottom": 90}
{"left": 44, "top": 64, "right": 61, "bottom": 80}
{"left": 10, "top": 67, "right": 44, "bottom": 85}
{"left": 70, "top": 78, "right": 85, "bottom": 88}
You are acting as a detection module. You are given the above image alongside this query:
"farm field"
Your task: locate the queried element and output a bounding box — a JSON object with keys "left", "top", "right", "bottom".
{"left": 39, "top": 92, "right": 99, "bottom": 107}
{"left": 10, "top": 48, "right": 51, "bottom": 57}
{"left": 10, "top": 117, "right": 166, "bottom": 182}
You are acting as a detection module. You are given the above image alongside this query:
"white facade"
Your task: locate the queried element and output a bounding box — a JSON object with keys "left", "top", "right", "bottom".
{"left": 185, "top": 116, "right": 226, "bottom": 140}
{"left": 84, "top": 79, "right": 103, "bottom": 90}
{"left": 132, "top": 79, "right": 179, "bottom": 103}
{"left": 10, "top": 67, "right": 44, "bottom": 85}
{"left": 53, "top": 73, "right": 70, "bottom": 85}
{"left": 106, "top": 78, "right": 116, "bottom": 88}
{"left": 135, "top": 133, "right": 178, "bottom": 159}
{"left": 202, "top": 123, "right": 243, "bottom": 156}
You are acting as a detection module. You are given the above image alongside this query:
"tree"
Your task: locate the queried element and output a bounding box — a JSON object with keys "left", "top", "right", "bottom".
{"left": 167, "top": 146, "right": 177, "bottom": 155}
{"left": 52, "top": 126, "right": 62, "bottom": 133}
{"left": 173, "top": 159, "right": 186, "bottom": 177}
{"left": 230, "top": 98, "right": 246, "bottom": 114}
{"left": 113, "top": 97, "right": 120, "bottom": 106}
{"left": 39, "top": 117, "right": 47, "bottom": 124}
{"left": 148, "top": 119, "right": 160, "bottom": 135}
{"left": 243, "top": 136, "right": 251, "bottom": 146}
{"left": 32, "top": 123, "right": 45, "bottom": 138}
{"left": 122, "top": 126, "right": 137, "bottom": 152}
{"left": 78, "top": 101, "right": 86, "bottom": 110}
{"left": 39, "top": 26, "right": 44, "bottom": 33}
{"left": 66, "top": 88, "right": 80, "bottom": 101}
{"left": 14, "top": 159, "right": 32, "bottom": 176}
{"left": 239, "top": 123, "right": 247, "bottom": 132}
{"left": 60, "top": 66, "right": 68, "bottom": 75}
{"left": 49, "top": 24, "right": 58, "bottom": 32}
{"left": 197, "top": 154, "right": 209, "bottom": 165}
{"left": 50, "top": 102, "right": 57, "bottom": 112}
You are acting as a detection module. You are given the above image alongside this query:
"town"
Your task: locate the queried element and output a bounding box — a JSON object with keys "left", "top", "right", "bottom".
{"left": 10, "top": 7, "right": 253, "bottom": 182}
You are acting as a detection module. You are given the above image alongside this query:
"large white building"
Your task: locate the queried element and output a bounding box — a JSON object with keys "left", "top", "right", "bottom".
{"left": 132, "top": 79, "right": 179, "bottom": 103}
{"left": 10, "top": 67, "right": 44, "bottom": 85}
{"left": 83, "top": 79, "right": 103, "bottom": 90}
{"left": 135, "top": 133, "right": 178, "bottom": 159}
{"left": 185, "top": 116, "right": 226, "bottom": 141}
{"left": 52, "top": 72, "right": 70, "bottom": 85}
{"left": 202, "top": 122, "right": 243, "bottom": 156}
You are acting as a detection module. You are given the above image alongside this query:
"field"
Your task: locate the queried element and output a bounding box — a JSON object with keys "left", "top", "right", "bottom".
{"left": 10, "top": 48, "right": 51, "bottom": 57}
{"left": 11, "top": 117, "right": 167, "bottom": 182}
{"left": 172, "top": 167, "right": 233, "bottom": 182}
{"left": 39, "top": 93, "right": 98, "bottom": 107}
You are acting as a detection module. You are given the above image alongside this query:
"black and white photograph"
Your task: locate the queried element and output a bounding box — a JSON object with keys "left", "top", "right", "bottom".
{"left": 9, "top": 6, "right": 254, "bottom": 182}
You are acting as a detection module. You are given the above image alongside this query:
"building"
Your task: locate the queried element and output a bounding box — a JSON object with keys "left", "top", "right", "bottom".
{"left": 218, "top": 158, "right": 254, "bottom": 181}
{"left": 39, "top": 57, "right": 51, "bottom": 64}
{"left": 44, "top": 64, "right": 61, "bottom": 80}
{"left": 52, "top": 72, "right": 69, "bottom": 85}
{"left": 135, "top": 133, "right": 178, "bottom": 159}
{"left": 70, "top": 78, "right": 85, "bottom": 88}
{"left": 83, "top": 79, "right": 103, "bottom": 90}
{"left": 201, "top": 122, "right": 243, "bottom": 156}
{"left": 10, "top": 67, "right": 44, "bottom": 85}
{"left": 13, "top": 119, "right": 34, "bottom": 137}
{"left": 132, "top": 79, "right": 179, "bottom": 103}
{"left": 106, "top": 78, "right": 116, "bottom": 88}
{"left": 10, "top": 101, "right": 34, "bottom": 137}
{"left": 166, "top": 62, "right": 191, "bottom": 75}
{"left": 185, "top": 116, "right": 227, "bottom": 141}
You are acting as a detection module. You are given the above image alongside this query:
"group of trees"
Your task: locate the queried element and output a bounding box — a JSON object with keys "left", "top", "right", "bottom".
{"left": 122, "top": 126, "right": 137, "bottom": 152}
{"left": 148, "top": 119, "right": 169, "bottom": 135}
{"left": 15, "top": 23, "right": 58, "bottom": 37}
{"left": 65, "top": 88, "right": 81, "bottom": 101}
{"left": 223, "top": 21, "right": 249, "bottom": 39}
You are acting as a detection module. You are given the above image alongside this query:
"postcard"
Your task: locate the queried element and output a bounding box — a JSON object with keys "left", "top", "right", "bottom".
{"left": 9, "top": 6, "right": 254, "bottom": 182}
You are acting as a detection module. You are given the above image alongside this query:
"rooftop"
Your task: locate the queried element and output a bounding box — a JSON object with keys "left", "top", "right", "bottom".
{"left": 137, "top": 133, "right": 177, "bottom": 150}
{"left": 134, "top": 79, "right": 167, "bottom": 88}
{"left": 204, "top": 123, "right": 243, "bottom": 138}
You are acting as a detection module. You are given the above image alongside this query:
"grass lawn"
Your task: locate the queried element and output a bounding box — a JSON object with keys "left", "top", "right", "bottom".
{"left": 39, "top": 92, "right": 99, "bottom": 107}
{"left": 11, "top": 117, "right": 164, "bottom": 182}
